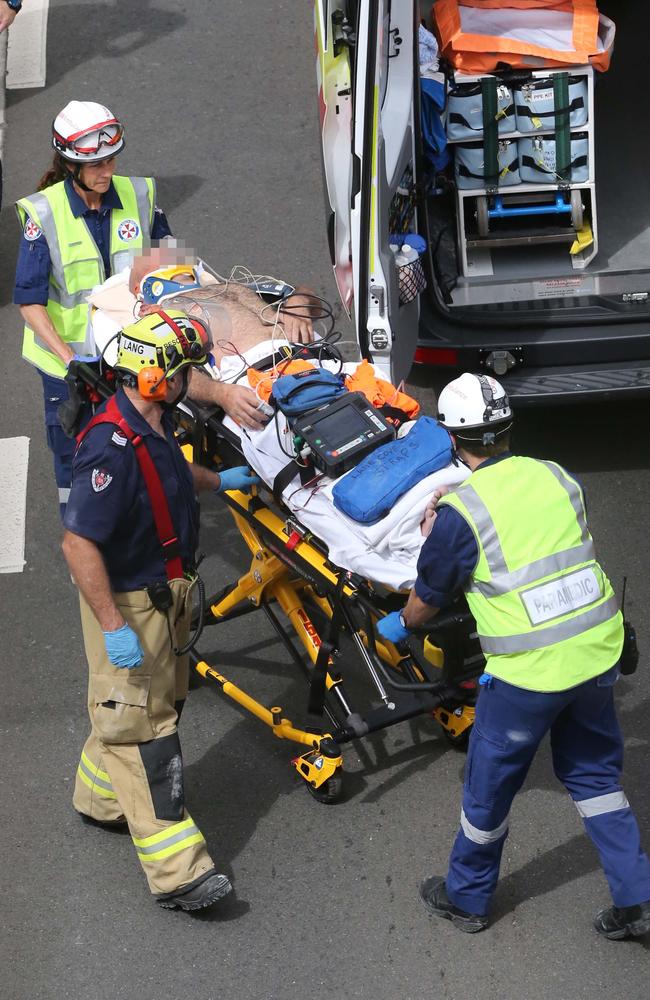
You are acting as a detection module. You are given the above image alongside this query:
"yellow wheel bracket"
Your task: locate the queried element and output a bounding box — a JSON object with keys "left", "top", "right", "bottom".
{"left": 292, "top": 741, "right": 343, "bottom": 790}
{"left": 434, "top": 704, "right": 476, "bottom": 741}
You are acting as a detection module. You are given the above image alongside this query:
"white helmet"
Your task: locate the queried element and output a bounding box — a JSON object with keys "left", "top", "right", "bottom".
{"left": 52, "top": 101, "right": 125, "bottom": 163}
{"left": 437, "top": 373, "right": 512, "bottom": 445}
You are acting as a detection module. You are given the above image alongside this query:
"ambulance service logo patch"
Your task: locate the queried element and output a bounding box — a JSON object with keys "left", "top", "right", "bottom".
{"left": 24, "top": 219, "right": 43, "bottom": 242}
{"left": 91, "top": 468, "right": 113, "bottom": 493}
{"left": 117, "top": 219, "right": 140, "bottom": 242}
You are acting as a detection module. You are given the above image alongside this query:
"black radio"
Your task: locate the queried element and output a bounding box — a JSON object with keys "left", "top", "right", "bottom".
{"left": 291, "top": 392, "right": 395, "bottom": 479}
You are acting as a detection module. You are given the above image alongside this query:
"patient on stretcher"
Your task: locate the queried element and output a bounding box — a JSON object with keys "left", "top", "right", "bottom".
{"left": 89, "top": 250, "right": 469, "bottom": 590}
{"left": 90, "top": 247, "right": 322, "bottom": 429}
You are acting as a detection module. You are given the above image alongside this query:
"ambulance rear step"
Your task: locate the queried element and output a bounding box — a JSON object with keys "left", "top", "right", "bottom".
{"left": 502, "top": 361, "right": 650, "bottom": 405}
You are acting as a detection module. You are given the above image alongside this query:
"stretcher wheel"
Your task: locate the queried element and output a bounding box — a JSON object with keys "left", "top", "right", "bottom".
{"left": 570, "top": 189, "right": 584, "bottom": 230}
{"left": 441, "top": 725, "right": 471, "bottom": 750}
{"left": 476, "top": 196, "right": 489, "bottom": 237}
{"left": 307, "top": 771, "right": 344, "bottom": 804}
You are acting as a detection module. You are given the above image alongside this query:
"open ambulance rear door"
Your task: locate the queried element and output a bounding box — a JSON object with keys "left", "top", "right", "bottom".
{"left": 315, "top": 0, "right": 423, "bottom": 384}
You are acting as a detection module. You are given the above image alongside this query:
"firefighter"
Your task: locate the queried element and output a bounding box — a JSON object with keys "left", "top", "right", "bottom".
{"left": 62, "top": 310, "right": 258, "bottom": 911}
{"left": 377, "top": 373, "right": 650, "bottom": 940}
{"left": 13, "top": 100, "right": 172, "bottom": 515}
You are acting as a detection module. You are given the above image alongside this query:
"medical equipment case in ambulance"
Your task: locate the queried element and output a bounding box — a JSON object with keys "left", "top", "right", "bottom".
{"left": 314, "top": 1, "right": 650, "bottom": 405}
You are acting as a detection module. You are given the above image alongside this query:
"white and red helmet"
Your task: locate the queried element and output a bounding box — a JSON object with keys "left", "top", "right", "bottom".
{"left": 52, "top": 101, "right": 125, "bottom": 163}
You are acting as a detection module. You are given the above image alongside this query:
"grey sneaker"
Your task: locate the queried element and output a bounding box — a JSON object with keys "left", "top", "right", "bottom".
{"left": 420, "top": 875, "right": 488, "bottom": 933}
{"left": 594, "top": 900, "right": 650, "bottom": 940}
{"left": 156, "top": 870, "right": 233, "bottom": 912}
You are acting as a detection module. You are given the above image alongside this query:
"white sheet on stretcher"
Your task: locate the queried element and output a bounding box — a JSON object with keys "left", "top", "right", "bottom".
{"left": 89, "top": 274, "right": 469, "bottom": 591}
{"left": 220, "top": 341, "right": 469, "bottom": 591}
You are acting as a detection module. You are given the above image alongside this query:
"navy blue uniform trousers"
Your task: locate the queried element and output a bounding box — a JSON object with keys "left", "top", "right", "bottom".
{"left": 446, "top": 666, "right": 650, "bottom": 916}
{"left": 40, "top": 372, "right": 91, "bottom": 518}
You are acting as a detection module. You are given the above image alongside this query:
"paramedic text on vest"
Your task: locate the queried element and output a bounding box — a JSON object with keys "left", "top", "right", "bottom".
{"left": 13, "top": 101, "right": 172, "bottom": 516}
{"left": 376, "top": 373, "right": 650, "bottom": 940}
{"left": 61, "top": 311, "right": 258, "bottom": 912}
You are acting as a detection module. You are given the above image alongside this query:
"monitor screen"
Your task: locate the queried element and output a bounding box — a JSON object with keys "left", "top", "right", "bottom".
{"left": 315, "top": 405, "right": 370, "bottom": 449}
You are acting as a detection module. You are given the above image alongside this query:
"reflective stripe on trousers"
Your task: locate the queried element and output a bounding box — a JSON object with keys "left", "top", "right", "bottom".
{"left": 133, "top": 815, "right": 205, "bottom": 863}
{"left": 445, "top": 669, "right": 650, "bottom": 915}
{"left": 77, "top": 749, "right": 117, "bottom": 799}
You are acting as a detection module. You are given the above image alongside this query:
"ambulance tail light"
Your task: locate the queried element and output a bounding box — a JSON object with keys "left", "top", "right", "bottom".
{"left": 413, "top": 347, "right": 459, "bottom": 367}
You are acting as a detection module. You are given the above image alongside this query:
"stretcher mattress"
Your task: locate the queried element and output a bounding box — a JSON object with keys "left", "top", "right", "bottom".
{"left": 89, "top": 272, "right": 469, "bottom": 590}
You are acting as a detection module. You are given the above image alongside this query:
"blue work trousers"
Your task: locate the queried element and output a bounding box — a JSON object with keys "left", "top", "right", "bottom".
{"left": 40, "top": 372, "right": 81, "bottom": 518}
{"left": 446, "top": 667, "right": 650, "bottom": 916}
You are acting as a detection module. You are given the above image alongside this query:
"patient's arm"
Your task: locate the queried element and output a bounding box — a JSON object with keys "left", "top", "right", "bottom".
{"left": 279, "top": 286, "right": 319, "bottom": 344}
{"left": 420, "top": 487, "right": 450, "bottom": 537}
{"left": 186, "top": 369, "right": 267, "bottom": 430}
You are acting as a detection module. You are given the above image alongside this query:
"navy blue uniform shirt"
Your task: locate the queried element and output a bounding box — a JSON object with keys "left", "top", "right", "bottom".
{"left": 415, "top": 453, "right": 508, "bottom": 609}
{"left": 64, "top": 389, "right": 199, "bottom": 591}
{"left": 415, "top": 452, "right": 583, "bottom": 609}
{"left": 14, "top": 176, "right": 172, "bottom": 305}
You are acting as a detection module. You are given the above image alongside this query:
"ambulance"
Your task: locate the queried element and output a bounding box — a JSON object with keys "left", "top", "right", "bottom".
{"left": 315, "top": 2, "right": 650, "bottom": 403}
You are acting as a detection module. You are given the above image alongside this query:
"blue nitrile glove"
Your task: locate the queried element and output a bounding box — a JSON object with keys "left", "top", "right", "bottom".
{"left": 216, "top": 466, "right": 261, "bottom": 493}
{"left": 479, "top": 672, "right": 494, "bottom": 687}
{"left": 68, "top": 353, "right": 101, "bottom": 366}
{"left": 377, "top": 610, "right": 411, "bottom": 645}
{"left": 103, "top": 623, "right": 145, "bottom": 669}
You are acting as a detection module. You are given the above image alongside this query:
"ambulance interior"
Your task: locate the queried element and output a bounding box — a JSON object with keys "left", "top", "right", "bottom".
{"left": 421, "top": 2, "right": 650, "bottom": 325}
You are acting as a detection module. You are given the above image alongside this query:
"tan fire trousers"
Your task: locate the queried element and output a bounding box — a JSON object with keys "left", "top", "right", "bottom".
{"left": 73, "top": 578, "right": 215, "bottom": 896}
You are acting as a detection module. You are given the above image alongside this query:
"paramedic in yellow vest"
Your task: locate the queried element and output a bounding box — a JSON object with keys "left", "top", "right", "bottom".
{"left": 377, "top": 373, "right": 650, "bottom": 941}
{"left": 13, "top": 100, "right": 172, "bottom": 516}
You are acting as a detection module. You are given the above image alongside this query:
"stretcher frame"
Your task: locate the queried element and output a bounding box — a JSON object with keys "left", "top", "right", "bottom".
{"left": 179, "top": 402, "right": 484, "bottom": 802}
{"left": 66, "top": 361, "right": 484, "bottom": 803}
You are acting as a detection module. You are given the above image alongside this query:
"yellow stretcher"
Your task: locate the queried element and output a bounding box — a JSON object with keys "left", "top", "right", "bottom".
{"left": 178, "top": 402, "right": 484, "bottom": 804}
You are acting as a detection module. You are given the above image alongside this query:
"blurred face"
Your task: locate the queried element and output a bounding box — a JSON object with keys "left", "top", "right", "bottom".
{"left": 74, "top": 156, "right": 117, "bottom": 193}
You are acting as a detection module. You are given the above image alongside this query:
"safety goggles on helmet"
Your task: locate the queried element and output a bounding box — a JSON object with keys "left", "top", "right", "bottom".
{"left": 56, "top": 120, "right": 124, "bottom": 157}
{"left": 52, "top": 101, "right": 126, "bottom": 163}
{"left": 114, "top": 309, "right": 213, "bottom": 383}
{"left": 139, "top": 264, "right": 204, "bottom": 305}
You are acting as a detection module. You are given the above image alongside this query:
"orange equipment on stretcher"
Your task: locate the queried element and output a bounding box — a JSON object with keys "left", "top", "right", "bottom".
{"left": 248, "top": 356, "right": 420, "bottom": 425}
{"left": 432, "top": 1, "right": 615, "bottom": 75}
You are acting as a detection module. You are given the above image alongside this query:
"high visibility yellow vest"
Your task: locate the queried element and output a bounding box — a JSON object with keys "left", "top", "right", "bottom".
{"left": 438, "top": 456, "right": 623, "bottom": 692}
{"left": 16, "top": 175, "right": 155, "bottom": 378}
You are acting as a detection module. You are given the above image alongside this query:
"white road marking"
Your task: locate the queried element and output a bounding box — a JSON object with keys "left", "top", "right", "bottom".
{"left": 6, "top": 0, "right": 50, "bottom": 89}
{"left": 0, "top": 437, "right": 30, "bottom": 573}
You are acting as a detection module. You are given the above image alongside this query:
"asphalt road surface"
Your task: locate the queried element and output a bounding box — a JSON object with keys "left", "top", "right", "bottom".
{"left": 1, "top": 3, "right": 648, "bottom": 999}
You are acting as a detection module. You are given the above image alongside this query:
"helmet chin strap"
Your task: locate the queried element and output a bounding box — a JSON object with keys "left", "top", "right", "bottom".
{"left": 161, "top": 367, "right": 191, "bottom": 410}
{"left": 72, "top": 163, "right": 93, "bottom": 192}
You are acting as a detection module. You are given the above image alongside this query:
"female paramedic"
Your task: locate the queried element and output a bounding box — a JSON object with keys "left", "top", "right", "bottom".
{"left": 13, "top": 100, "right": 172, "bottom": 515}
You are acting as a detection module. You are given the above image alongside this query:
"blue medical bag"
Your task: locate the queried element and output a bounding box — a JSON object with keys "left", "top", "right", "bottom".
{"left": 332, "top": 416, "right": 453, "bottom": 524}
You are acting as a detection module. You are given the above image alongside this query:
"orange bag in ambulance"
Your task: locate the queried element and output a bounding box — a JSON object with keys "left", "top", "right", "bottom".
{"left": 432, "top": 1, "right": 616, "bottom": 74}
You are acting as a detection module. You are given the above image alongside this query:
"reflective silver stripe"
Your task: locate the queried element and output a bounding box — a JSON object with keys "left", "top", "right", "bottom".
{"left": 539, "top": 461, "right": 590, "bottom": 544}
{"left": 472, "top": 541, "right": 597, "bottom": 598}
{"left": 575, "top": 791, "right": 629, "bottom": 819}
{"left": 479, "top": 595, "right": 620, "bottom": 654}
{"left": 463, "top": 461, "right": 594, "bottom": 597}
{"left": 22, "top": 192, "right": 94, "bottom": 309}
{"left": 130, "top": 175, "right": 154, "bottom": 229}
{"left": 456, "top": 484, "right": 508, "bottom": 577}
{"left": 135, "top": 822, "right": 201, "bottom": 856}
{"left": 78, "top": 755, "right": 114, "bottom": 794}
{"left": 58, "top": 487, "right": 71, "bottom": 503}
{"left": 460, "top": 808, "right": 509, "bottom": 845}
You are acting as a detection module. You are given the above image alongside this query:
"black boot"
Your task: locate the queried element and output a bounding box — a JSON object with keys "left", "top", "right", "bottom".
{"left": 156, "top": 870, "right": 232, "bottom": 912}
{"left": 420, "top": 875, "right": 488, "bottom": 933}
{"left": 594, "top": 900, "right": 650, "bottom": 940}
